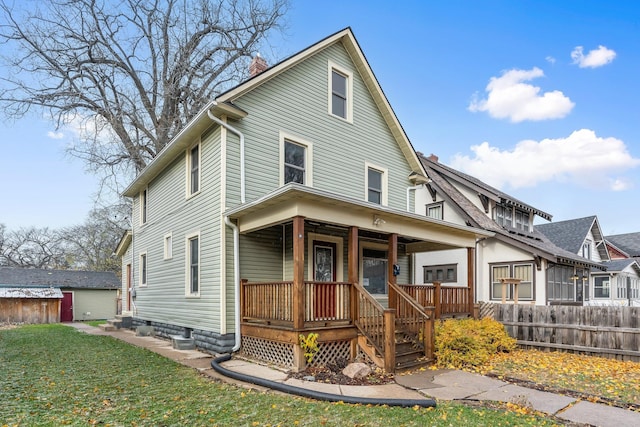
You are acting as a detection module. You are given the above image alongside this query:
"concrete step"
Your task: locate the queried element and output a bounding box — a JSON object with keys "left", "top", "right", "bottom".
{"left": 98, "top": 323, "right": 116, "bottom": 331}
{"left": 170, "top": 335, "right": 195, "bottom": 350}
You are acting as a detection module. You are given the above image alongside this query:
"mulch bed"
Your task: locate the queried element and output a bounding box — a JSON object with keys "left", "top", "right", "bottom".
{"left": 287, "top": 360, "right": 394, "bottom": 386}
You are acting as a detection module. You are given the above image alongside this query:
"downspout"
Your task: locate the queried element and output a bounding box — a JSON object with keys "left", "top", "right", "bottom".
{"left": 208, "top": 106, "right": 245, "bottom": 352}
{"left": 207, "top": 108, "right": 245, "bottom": 203}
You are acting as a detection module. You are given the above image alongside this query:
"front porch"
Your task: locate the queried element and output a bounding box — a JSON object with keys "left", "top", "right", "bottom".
{"left": 226, "top": 185, "right": 490, "bottom": 373}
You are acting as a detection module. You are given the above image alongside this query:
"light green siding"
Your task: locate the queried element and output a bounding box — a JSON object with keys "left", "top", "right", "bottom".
{"left": 131, "top": 127, "right": 224, "bottom": 333}
{"left": 72, "top": 289, "right": 118, "bottom": 321}
{"left": 224, "top": 41, "right": 414, "bottom": 211}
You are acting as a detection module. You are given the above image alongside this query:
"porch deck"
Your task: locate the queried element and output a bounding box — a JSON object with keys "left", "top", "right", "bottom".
{"left": 240, "top": 279, "right": 473, "bottom": 372}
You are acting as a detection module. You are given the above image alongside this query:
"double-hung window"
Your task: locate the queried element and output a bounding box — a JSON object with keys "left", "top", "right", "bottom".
{"left": 139, "top": 252, "right": 147, "bottom": 287}
{"left": 328, "top": 61, "right": 353, "bottom": 122}
{"left": 491, "top": 262, "right": 533, "bottom": 301}
{"left": 186, "top": 233, "right": 200, "bottom": 296}
{"left": 188, "top": 143, "right": 200, "bottom": 196}
{"left": 280, "top": 132, "right": 313, "bottom": 187}
{"left": 515, "top": 210, "right": 530, "bottom": 232}
{"left": 365, "top": 162, "right": 387, "bottom": 205}
{"left": 593, "top": 276, "right": 610, "bottom": 298}
{"left": 426, "top": 202, "right": 443, "bottom": 220}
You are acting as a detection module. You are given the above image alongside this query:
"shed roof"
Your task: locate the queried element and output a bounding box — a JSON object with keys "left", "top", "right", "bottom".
{"left": 0, "top": 268, "right": 119, "bottom": 290}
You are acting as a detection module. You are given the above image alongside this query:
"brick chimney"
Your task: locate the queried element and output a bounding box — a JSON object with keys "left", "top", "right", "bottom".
{"left": 249, "top": 54, "right": 268, "bottom": 77}
{"left": 428, "top": 153, "right": 439, "bottom": 162}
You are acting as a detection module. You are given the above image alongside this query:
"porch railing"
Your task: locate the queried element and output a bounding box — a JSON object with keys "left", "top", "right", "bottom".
{"left": 398, "top": 282, "right": 472, "bottom": 318}
{"left": 389, "top": 282, "right": 434, "bottom": 360}
{"left": 241, "top": 280, "right": 352, "bottom": 326}
{"left": 352, "top": 282, "right": 388, "bottom": 362}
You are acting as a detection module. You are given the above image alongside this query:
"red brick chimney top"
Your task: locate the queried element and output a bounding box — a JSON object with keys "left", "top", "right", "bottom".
{"left": 428, "top": 154, "right": 439, "bottom": 162}
{"left": 249, "top": 54, "right": 268, "bottom": 77}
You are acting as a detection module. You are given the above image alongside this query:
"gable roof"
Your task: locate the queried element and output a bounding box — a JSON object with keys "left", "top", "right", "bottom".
{"left": 598, "top": 258, "right": 640, "bottom": 275}
{"left": 535, "top": 216, "right": 609, "bottom": 261}
{"left": 419, "top": 155, "right": 604, "bottom": 269}
{"left": 422, "top": 155, "right": 552, "bottom": 221}
{"left": 0, "top": 268, "right": 119, "bottom": 290}
{"left": 124, "top": 28, "right": 424, "bottom": 198}
{"left": 606, "top": 232, "right": 640, "bottom": 257}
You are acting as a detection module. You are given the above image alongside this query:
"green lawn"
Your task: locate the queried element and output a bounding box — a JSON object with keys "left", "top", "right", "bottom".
{"left": 0, "top": 325, "right": 562, "bottom": 426}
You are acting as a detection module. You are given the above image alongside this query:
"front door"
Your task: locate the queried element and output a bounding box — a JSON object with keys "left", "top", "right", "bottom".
{"left": 61, "top": 292, "right": 73, "bottom": 322}
{"left": 363, "top": 248, "right": 388, "bottom": 295}
{"left": 313, "top": 241, "right": 337, "bottom": 319}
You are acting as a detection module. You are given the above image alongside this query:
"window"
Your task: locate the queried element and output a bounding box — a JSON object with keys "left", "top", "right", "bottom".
{"left": 494, "top": 203, "right": 512, "bottom": 227}
{"left": 515, "top": 210, "right": 530, "bottom": 232}
{"left": 186, "top": 233, "right": 200, "bottom": 296}
{"left": 328, "top": 61, "right": 353, "bottom": 122}
{"left": 491, "top": 262, "right": 533, "bottom": 300}
{"left": 365, "top": 162, "right": 387, "bottom": 205}
{"left": 187, "top": 143, "right": 200, "bottom": 196}
{"left": 582, "top": 240, "right": 592, "bottom": 259}
{"left": 284, "top": 140, "right": 305, "bottom": 184}
{"left": 423, "top": 264, "right": 457, "bottom": 284}
{"left": 593, "top": 276, "right": 610, "bottom": 298}
{"left": 279, "top": 132, "right": 313, "bottom": 186}
{"left": 139, "top": 252, "right": 147, "bottom": 287}
{"left": 164, "top": 233, "right": 172, "bottom": 260}
{"left": 546, "top": 265, "right": 588, "bottom": 303}
{"left": 426, "top": 202, "right": 443, "bottom": 220}
{"left": 140, "top": 188, "right": 148, "bottom": 225}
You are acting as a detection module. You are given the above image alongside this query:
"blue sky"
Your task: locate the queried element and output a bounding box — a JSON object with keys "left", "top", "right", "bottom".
{"left": 1, "top": 0, "right": 639, "bottom": 235}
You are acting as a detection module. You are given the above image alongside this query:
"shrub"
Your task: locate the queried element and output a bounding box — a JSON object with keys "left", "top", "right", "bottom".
{"left": 435, "top": 317, "right": 516, "bottom": 369}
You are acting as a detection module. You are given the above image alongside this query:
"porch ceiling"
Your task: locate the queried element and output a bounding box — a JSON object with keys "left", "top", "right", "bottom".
{"left": 224, "top": 184, "right": 493, "bottom": 250}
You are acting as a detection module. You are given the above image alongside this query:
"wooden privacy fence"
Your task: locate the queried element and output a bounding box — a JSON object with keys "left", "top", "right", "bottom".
{"left": 494, "top": 304, "right": 640, "bottom": 361}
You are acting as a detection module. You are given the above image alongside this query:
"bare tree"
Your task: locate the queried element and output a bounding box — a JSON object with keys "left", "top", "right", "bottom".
{"left": 0, "top": 0, "right": 288, "bottom": 183}
{"left": 60, "top": 206, "right": 129, "bottom": 273}
{"left": 1, "top": 227, "right": 68, "bottom": 269}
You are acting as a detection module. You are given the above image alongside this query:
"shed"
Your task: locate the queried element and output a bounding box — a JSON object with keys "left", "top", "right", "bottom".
{"left": 0, "top": 286, "right": 63, "bottom": 324}
{"left": 0, "top": 268, "right": 120, "bottom": 322}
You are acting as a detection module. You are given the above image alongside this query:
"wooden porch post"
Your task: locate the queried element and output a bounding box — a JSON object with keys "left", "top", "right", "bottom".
{"left": 383, "top": 308, "right": 396, "bottom": 372}
{"left": 388, "top": 233, "right": 398, "bottom": 309}
{"left": 348, "top": 226, "right": 359, "bottom": 361}
{"left": 293, "top": 216, "right": 305, "bottom": 330}
{"left": 467, "top": 247, "right": 475, "bottom": 317}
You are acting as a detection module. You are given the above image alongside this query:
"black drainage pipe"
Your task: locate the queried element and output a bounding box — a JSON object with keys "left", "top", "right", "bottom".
{"left": 211, "top": 354, "right": 436, "bottom": 408}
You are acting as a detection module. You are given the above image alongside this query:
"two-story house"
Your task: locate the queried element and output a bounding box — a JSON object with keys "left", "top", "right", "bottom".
{"left": 537, "top": 217, "right": 640, "bottom": 306}
{"left": 414, "top": 154, "right": 604, "bottom": 306}
{"left": 116, "top": 28, "right": 491, "bottom": 372}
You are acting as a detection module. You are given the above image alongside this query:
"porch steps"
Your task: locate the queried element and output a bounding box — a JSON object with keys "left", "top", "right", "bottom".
{"left": 394, "top": 334, "right": 432, "bottom": 371}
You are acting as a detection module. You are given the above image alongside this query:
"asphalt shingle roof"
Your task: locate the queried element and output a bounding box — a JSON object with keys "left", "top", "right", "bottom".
{"left": 0, "top": 268, "right": 119, "bottom": 289}
{"left": 606, "top": 232, "right": 640, "bottom": 257}
{"left": 535, "top": 216, "right": 597, "bottom": 254}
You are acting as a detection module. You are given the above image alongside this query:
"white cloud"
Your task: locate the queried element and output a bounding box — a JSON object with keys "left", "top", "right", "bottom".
{"left": 450, "top": 129, "right": 640, "bottom": 191}
{"left": 545, "top": 56, "right": 556, "bottom": 65}
{"left": 468, "top": 67, "right": 574, "bottom": 122}
{"left": 571, "top": 45, "right": 616, "bottom": 68}
{"left": 47, "top": 131, "right": 64, "bottom": 140}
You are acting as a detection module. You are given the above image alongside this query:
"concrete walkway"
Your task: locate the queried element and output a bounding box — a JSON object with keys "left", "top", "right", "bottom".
{"left": 68, "top": 323, "right": 640, "bottom": 427}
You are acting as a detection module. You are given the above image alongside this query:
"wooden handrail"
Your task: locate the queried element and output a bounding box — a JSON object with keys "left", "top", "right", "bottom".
{"left": 352, "top": 282, "right": 388, "bottom": 360}
{"left": 389, "top": 282, "right": 435, "bottom": 360}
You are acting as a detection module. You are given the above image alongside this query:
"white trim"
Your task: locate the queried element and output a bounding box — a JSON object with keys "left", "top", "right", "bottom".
{"left": 185, "top": 231, "right": 201, "bottom": 297}
{"left": 327, "top": 60, "right": 353, "bottom": 122}
{"left": 307, "top": 233, "right": 344, "bottom": 281}
{"left": 186, "top": 140, "right": 201, "bottom": 198}
{"left": 163, "top": 232, "right": 173, "bottom": 260}
{"left": 279, "top": 131, "right": 313, "bottom": 187}
{"left": 139, "top": 251, "right": 148, "bottom": 287}
{"left": 364, "top": 162, "right": 388, "bottom": 206}
{"left": 358, "top": 241, "right": 388, "bottom": 290}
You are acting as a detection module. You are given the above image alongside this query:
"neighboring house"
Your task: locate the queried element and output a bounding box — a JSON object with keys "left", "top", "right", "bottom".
{"left": 606, "top": 232, "right": 640, "bottom": 262}
{"left": 414, "top": 155, "right": 604, "bottom": 306}
{"left": 118, "top": 28, "right": 491, "bottom": 371}
{"left": 536, "top": 218, "right": 640, "bottom": 306}
{"left": 0, "top": 267, "right": 120, "bottom": 322}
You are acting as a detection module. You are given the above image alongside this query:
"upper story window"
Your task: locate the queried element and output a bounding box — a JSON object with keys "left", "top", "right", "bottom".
{"left": 328, "top": 61, "right": 353, "bottom": 122}
{"left": 426, "top": 202, "right": 443, "bottom": 220}
{"left": 365, "top": 162, "right": 388, "bottom": 206}
{"left": 164, "top": 233, "right": 173, "bottom": 260}
{"left": 140, "top": 188, "right": 148, "bottom": 225}
{"left": 279, "top": 132, "right": 313, "bottom": 187}
{"left": 582, "top": 240, "right": 592, "bottom": 259}
{"left": 494, "top": 203, "right": 512, "bottom": 227}
{"left": 187, "top": 143, "right": 200, "bottom": 196}
{"left": 515, "top": 210, "right": 530, "bottom": 232}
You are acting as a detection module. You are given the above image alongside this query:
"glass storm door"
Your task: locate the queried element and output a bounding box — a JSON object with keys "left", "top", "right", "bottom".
{"left": 362, "top": 249, "right": 388, "bottom": 295}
